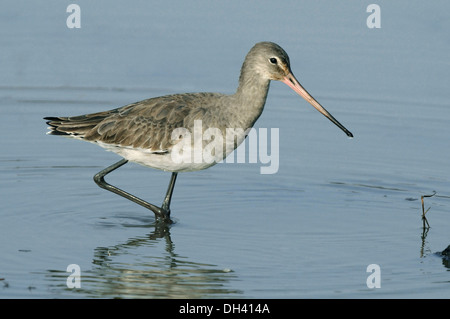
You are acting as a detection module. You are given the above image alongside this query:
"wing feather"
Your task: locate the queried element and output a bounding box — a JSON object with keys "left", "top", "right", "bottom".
{"left": 44, "top": 93, "right": 221, "bottom": 153}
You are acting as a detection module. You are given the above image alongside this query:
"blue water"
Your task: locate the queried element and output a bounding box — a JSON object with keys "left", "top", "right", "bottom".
{"left": 1, "top": 0, "right": 449, "bottom": 298}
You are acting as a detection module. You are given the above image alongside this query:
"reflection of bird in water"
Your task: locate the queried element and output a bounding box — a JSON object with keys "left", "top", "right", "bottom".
{"left": 82, "top": 226, "right": 242, "bottom": 298}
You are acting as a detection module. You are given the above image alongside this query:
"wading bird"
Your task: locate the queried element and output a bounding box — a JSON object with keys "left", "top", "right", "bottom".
{"left": 44, "top": 42, "right": 353, "bottom": 223}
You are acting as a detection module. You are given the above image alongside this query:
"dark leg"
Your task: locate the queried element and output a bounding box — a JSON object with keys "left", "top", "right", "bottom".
{"left": 93, "top": 159, "right": 175, "bottom": 224}
{"left": 161, "top": 172, "right": 178, "bottom": 213}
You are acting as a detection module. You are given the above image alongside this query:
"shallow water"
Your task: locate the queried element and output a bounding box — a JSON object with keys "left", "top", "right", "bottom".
{"left": 1, "top": 1, "right": 449, "bottom": 298}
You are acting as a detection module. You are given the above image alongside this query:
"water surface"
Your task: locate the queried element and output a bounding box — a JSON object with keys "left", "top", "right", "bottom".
{"left": 1, "top": 1, "right": 449, "bottom": 298}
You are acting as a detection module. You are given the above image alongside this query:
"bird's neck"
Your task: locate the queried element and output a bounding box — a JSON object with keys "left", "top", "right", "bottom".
{"left": 232, "top": 67, "right": 271, "bottom": 129}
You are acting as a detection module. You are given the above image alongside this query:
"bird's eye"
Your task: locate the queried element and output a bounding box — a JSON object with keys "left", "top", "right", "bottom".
{"left": 269, "top": 57, "right": 277, "bottom": 64}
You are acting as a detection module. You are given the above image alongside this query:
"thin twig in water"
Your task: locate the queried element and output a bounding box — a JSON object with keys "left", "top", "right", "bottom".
{"left": 421, "top": 191, "right": 436, "bottom": 228}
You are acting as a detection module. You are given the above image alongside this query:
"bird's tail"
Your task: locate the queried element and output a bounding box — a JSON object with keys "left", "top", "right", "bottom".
{"left": 44, "top": 110, "right": 115, "bottom": 138}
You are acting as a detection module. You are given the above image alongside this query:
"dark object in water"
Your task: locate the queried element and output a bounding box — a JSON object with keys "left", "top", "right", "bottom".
{"left": 436, "top": 245, "right": 450, "bottom": 269}
{"left": 440, "top": 245, "right": 450, "bottom": 257}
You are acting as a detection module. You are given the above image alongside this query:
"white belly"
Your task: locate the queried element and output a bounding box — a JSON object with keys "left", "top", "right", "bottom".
{"left": 97, "top": 141, "right": 222, "bottom": 172}
{"left": 95, "top": 121, "right": 249, "bottom": 172}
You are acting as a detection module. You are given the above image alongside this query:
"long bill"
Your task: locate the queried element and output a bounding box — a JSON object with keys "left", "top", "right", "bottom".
{"left": 282, "top": 72, "right": 353, "bottom": 138}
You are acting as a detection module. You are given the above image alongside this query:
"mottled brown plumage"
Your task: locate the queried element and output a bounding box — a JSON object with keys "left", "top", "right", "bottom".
{"left": 46, "top": 94, "right": 211, "bottom": 151}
